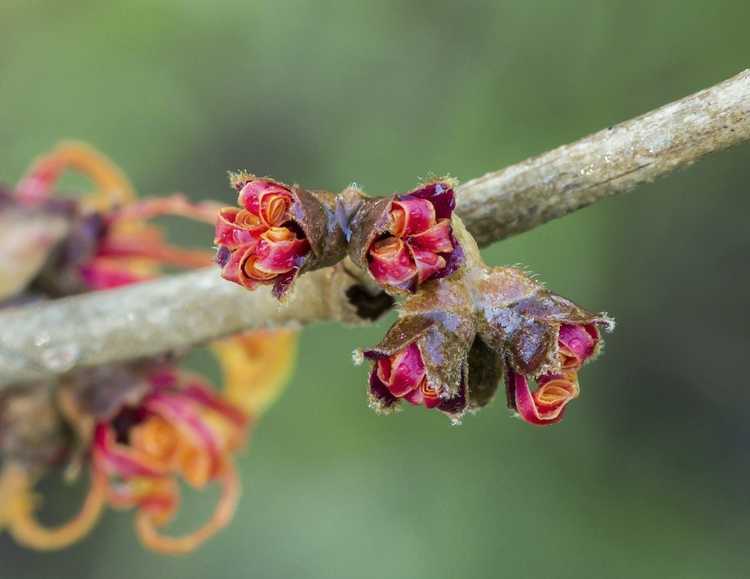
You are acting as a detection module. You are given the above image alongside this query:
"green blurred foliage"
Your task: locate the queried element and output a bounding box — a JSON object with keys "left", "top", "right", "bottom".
{"left": 1, "top": 1, "right": 749, "bottom": 577}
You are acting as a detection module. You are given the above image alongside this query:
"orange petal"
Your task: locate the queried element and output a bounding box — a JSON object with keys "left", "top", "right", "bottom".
{"left": 17, "top": 141, "right": 135, "bottom": 210}
{"left": 0, "top": 463, "right": 107, "bottom": 551}
{"left": 134, "top": 460, "right": 240, "bottom": 555}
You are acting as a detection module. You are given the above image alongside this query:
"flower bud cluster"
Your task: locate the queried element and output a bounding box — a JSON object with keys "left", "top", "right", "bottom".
{"left": 217, "top": 174, "right": 613, "bottom": 426}
{"left": 359, "top": 219, "right": 612, "bottom": 424}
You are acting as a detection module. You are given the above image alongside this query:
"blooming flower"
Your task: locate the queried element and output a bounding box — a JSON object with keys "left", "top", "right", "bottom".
{"left": 73, "top": 195, "right": 218, "bottom": 292}
{"left": 3, "top": 141, "right": 219, "bottom": 295}
{"left": 92, "top": 366, "right": 247, "bottom": 554}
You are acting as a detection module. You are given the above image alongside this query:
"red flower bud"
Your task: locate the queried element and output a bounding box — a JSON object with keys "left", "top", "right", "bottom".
{"left": 367, "top": 342, "right": 457, "bottom": 413}
{"left": 372, "top": 343, "right": 444, "bottom": 409}
{"left": 216, "top": 175, "right": 346, "bottom": 299}
{"left": 348, "top": 180, "right": 464, "bottom": 294}
{"left": 359, "top": 275, "right": 501, "bottom": 422}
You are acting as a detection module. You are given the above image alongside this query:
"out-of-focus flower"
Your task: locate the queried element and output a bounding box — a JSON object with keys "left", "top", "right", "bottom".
{"left": 348, "top": 180, "right": 464, "bottom": 294}
{"left": 1, "top": 328, "right": 299, "bottom": 554}
{"left": 216, "top": 174, "right": 346, "bottom": 299}
{"left": 16, "top": 141, "right": 135, "bottom": 209}
{"left": 92, "top": 365, "right": 247, "bottom": 554}
{"left": 1, "top": 141, "right": 219, "bottom": 297}
{"left": 0, "top": 144, "right": 300, "bottom": 554}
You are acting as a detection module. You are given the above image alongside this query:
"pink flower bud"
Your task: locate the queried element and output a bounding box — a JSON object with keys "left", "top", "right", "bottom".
{"left": 370, "top": 344, "right": 443, "bottom": 409}
{"left": 217, "top": 176, "right": 345, "bottom": 299}
{"left": 349, "top": 180, "right": 464, "bottom": 294}
{"left": 375, "top": 343, "right": 426, "bottom": 397}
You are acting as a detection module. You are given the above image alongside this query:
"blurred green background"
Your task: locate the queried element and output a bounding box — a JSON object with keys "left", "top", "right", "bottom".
{"left": 2, "top": 1, "right": 750, "bottom": 577}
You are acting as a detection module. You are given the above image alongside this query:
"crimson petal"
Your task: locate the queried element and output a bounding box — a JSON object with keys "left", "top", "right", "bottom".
{"left": 390, "top": 198, "right": 436, "bottom": 237}
{"left": 408, "top": 219, "right": 454, "bottom": 254}
{"left": 387, "top": 344, "right": 425, "bottom": 397}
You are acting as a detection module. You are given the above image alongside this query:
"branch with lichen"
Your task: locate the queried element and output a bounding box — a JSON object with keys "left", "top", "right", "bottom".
{"left": 1, "top": 69, "right": 748, "bottom": 387}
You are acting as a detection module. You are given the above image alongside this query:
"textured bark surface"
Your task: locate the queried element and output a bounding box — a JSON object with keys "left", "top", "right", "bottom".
{"left": 458, "top": 69, "right": 750, "bottom": 245}
{"left": 1, "top": 70, "right": 748, "bottom": 387}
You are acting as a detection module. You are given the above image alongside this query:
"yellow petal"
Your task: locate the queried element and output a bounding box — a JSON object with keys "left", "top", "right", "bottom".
{"left": 211, "top": 330, "right": 298, "bottom": 417}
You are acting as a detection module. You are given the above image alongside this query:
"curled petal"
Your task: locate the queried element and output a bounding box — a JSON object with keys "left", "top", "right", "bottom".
{"left": 134, "top": 460, "right": 240, "bottom": 555}
{"left": 409, "top": 246, "right": 447, "bottom": 284}
{"left": 389, "top": 198, "right": 436, "bottom": 237}
{"left": 558, "top": 324, "right": 599, "bottom": 369}
{"left": 0, "top": 463, "right": 107, "bottom": 551}
{"left": 367, "top": 237, "right": 417, "bottom": 288}
{"left": 129, "top": 416, "right": 181, "bottom": 465}
{"left": 508, "top": 370, "right": 573, "bottom": 426}
{"left": 237, "top": 179, "right": 292, "bottom": 219}
{"left": 107, "top": 476, "right": 179, "bottom": 520}
{"left": 534, "top": 373, "right": 579, "bottom": 412}
{"left": 113, "top": 195, "right": 220, "bottom": 225}
{"left": 143, "top": 395, "right": 222, "bottom": 482}
{"left": 407, "top": 218, "right": 454, "bottom": 254}
{"left": 219, "top": 245, "right": 254, "bottom": 287}
{"left": 260, "top": 191, "right": 293, "bottom": 227}
{"left": 180, "top": 382, "right": 248, "bottom": 429}
{"left": 403, "top": 378, "right": 441, "bottom": 408}
{"left": 97, "top": 225, "right": 214, "bottom": 269}
{"left": 214, "top": 208, "right": 263, "bottom": 249}
{"left": 16, "top": 141, "right": 135, "bottom": 209}
{"left": 131, "top": 478, "right": 180, "bottom": 525}
{"left": 251, "top": 228, "right": 310, "bottom": 275}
